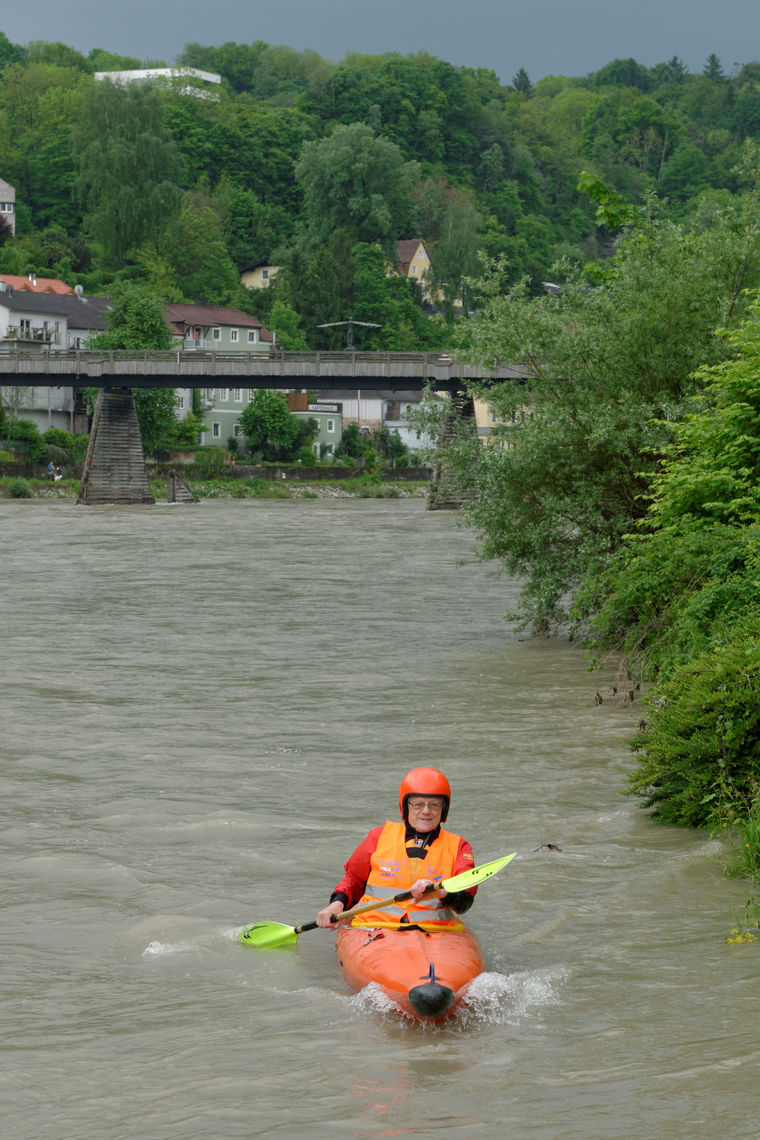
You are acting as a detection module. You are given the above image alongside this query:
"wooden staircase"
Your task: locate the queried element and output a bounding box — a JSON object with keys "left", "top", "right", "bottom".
{"left": 77, "top": 389, "right": 154, "bottom": 505}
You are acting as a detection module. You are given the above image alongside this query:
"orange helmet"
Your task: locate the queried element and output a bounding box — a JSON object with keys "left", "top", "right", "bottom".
{"left": 399, "top": 768, "right": 451, "bottom": 822}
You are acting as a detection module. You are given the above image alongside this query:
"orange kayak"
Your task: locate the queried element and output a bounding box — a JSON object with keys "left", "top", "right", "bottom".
{"left": 335, "top": 924, "right": 484, "bottom": 1021}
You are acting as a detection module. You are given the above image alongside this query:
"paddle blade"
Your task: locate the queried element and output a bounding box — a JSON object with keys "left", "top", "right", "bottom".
{"left": 238, "top": 921, "right": 298, "bottom": 950}
{"left": 441, "top": 852, "right": 517, "bottom": 894}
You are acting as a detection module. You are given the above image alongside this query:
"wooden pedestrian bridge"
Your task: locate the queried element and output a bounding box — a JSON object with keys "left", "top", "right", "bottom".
{"left": 0, "top": 348, "right": 528, "bottom": 505}
{"left": 0, "top": 347, "right": 526, "bottom": 393}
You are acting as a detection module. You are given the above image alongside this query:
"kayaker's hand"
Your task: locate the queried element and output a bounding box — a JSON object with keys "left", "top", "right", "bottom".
{"left": 316, "top": 900, "right": 345, "bottom": 928}
{"left": 410, "top": 878, "right": 447, "bottom": 901}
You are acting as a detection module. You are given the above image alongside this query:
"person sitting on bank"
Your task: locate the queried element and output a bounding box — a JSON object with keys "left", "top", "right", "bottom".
{"left": 315, "top": 767, "right": 477, "bottom": 931}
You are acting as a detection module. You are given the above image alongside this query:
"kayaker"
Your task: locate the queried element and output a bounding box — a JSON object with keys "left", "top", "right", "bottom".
{"left": 315, "top": 767, "right": 477, "bottom": 931}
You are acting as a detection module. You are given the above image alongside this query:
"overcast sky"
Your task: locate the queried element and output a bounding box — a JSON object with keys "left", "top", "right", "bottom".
{"left": 3, "top": 0, "right": 759, "bottom": 85}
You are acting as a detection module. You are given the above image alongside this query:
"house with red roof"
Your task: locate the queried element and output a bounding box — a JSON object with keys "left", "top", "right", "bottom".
{"left": 163, "top": 301, "right": 274, "bottom": 447}
{"left": 0, "top": 272, "right": 75, "bottom": 294}
{"left": 395, "top": 239, "right": 433, "bottom": 287}
{"left": 164, "top": 301, "right": 273, "bottom": 352}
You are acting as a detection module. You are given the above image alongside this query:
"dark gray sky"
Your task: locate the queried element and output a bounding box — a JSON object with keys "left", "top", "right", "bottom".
{"left": 3, "top": 0, "right": 759, "bottom": 84}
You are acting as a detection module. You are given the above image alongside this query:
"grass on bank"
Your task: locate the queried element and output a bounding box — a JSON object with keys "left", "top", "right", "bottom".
{"left": 0, "top": 474, "right": 429, "bottom": 500}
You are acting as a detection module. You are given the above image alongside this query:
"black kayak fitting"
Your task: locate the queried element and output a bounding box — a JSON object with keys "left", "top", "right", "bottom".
{"left": 407, "top": 963, "right": 456, "bottom": 1019}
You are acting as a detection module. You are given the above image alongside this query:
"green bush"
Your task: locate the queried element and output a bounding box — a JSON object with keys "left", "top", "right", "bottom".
{"left": 629, "top": 619, "right": 760, "bottom": 827}
{"left": 8, "top": 420, "right": 46, "bottom": 463}
{"left": 43, "top": 427, "right": 75, "bottom": 453}
{"left": 45, "top": 444, "right": 69, "bottom": 466}
{"left": 194, "top": 447, "right": 226, "bottom": 477}
{"left": 7, "top": 477, "right": 31, "bottom": 498}
{"left": 72, "top": 433, "right": 90, "bottom": 462}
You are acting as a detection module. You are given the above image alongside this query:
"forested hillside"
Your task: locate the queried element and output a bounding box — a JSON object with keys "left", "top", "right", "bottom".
{"left": 1, "top": 31, "right": 759, "bottom": 347}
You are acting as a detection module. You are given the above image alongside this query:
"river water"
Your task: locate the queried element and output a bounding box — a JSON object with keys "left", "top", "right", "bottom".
{"left": 2, "top": 499, "right": 757, "bottom": 1140}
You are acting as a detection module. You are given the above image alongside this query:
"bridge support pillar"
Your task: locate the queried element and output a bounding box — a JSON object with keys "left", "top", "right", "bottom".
{"left": 77, "top": 388, "right": 154, "bottom": 505}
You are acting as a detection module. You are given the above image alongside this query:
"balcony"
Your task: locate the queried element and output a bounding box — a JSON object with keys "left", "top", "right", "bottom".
{"left": 3, "top": 325, "right": 59, "bottom": 345}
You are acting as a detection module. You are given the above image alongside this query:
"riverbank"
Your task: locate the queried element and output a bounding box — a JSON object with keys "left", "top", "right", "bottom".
{"left": 0, "top": 474, "right": 431, "bottom": 501}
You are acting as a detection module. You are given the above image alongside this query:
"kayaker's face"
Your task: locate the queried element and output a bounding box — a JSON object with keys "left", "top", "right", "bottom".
{"left": 406, "top": 796, "right": 445, "bottom": 832}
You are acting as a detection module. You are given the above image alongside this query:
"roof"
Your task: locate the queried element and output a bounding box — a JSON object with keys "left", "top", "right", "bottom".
{"left": 395, "top": 239, "right": 431, "bottom": 276}
{"left": 0, "top": 274, "right": 74, "bottom": 294}
{"left": 0, "top": 290, "right": 109, "bottom": 330}
{"left": 164, "top": 302, "right": 273, "bottom": 340}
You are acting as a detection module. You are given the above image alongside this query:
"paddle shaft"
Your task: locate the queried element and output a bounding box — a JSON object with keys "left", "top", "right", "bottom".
{"left": 239, "top": 853, "right": 516, "bottom": 947}
{"left": 294, "top": 883, "right": 443, "bottom": 936}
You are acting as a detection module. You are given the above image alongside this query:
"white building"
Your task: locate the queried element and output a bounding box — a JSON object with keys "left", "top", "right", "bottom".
{"left": 94, "top": 68, "right": 221, "bottom": 99}
{"left": 0, "top": 177, "right": 16, "bottom": 237}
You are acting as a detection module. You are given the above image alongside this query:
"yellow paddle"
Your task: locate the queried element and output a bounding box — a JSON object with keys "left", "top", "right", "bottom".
{"left": 238, "top": 852, "right": 517, "bottom": 949}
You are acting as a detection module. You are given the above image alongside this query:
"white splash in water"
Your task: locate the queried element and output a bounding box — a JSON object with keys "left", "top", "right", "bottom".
{"left": 142, "top": 940, "right": 195, "bottom": 957}
{"left": 458, "top": 968, "right": 569, "bottom": 1027}
{"left": 341, "top": 969, "right": 569, "bottom": 1029}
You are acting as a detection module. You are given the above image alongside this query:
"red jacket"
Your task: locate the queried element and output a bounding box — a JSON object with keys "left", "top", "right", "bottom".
{"left": 331, "top": 822, "right": 477, "bottom": 913}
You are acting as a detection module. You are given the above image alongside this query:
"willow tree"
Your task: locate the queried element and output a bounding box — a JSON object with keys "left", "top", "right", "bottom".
{"left": 73, "top": 80, "right": 183, "bottom": 265}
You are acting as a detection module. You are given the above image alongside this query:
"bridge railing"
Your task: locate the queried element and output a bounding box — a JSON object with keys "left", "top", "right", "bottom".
{"left": 0, "top": 346, "right": 526, "bottom": 388}
{"left": 0, "top": 347, "right": 456, "bottom": 366}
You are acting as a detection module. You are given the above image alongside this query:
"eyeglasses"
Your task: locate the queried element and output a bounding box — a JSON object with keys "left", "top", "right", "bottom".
{"left": 407, "top": 797, "right": 445, "bottom": 812}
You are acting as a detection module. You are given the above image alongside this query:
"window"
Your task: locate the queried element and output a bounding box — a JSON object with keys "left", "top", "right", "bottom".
{"left": 212, "top": 327, "right": 221, "bottom": 341}
{"left": 177, "top": 394, "right": 185, "bottom": 409}
{"left": 0, "top": 202, "right": 13, "bottom": 213}
{"left": 218, "top": 388, "right": 229, "bottom": 401}
{"left": 230, "top": 328, "right": 239, "bottom": 343}
{"left": 233, "top": 388, "right": 242, "bottom": 402}
{"left": 412, "top": 264, "right": 417, "bottom": 275}
{"left": 327, "top": 419, "right": 335, "bottom": 433}
{"left": 247, "top": 329, "right": 259, "bottom": 344}
{"left": 261, "top": 268, "right": 269, "bottom": 281}
{"left": 212, "top": 422, "right": 221, "bottom": 438}
{"left": 233, "top": 423, "right": 244, "bottom": 437}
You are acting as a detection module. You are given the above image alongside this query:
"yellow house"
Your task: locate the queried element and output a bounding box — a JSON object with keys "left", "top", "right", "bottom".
{"left": 240, "top": 262, "right": 280, "bottom": 290}
{"left": 394, "top": 239, "right": 435, "bottom": 301}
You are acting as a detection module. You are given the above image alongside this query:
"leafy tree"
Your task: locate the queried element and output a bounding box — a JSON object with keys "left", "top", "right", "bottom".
{"left": 25, "top": 41, "right": 90, "bottom": 72}
{"left": 429, "top": 174, "right": 760, "bottom": 631}
{"left": 73, "top": 80, "right": 183, "bottom": 264}
{"left": 0, "top": 31, "right": 25, "bottom": 69}
{"left": 0, "top": 391, "right": 36, "bottom": 447}
{"left": 239, "top": 389, "right": 300, "bottom": 460}
{"left": 162, "top": 190, "right": 239, "bottom": 303}
{"left": 335, "top": 422, "right": 372, "bottom": 460}
{"left": 294, "top": 122, "right": 420, "bottom": 248}
{"left": 88, "top": 284, "right": 178, "bottom": 452}
{"left": 267, "top": 299, "right": 308, "bottom": 349}
{"left": 580, "top": 292, "right": 760, "bottom": 673}
{"left": 90, "top": 283, "right": 173, "bottom": 351}
{"left": 0, "top": 61, "right": 90, "bottom": 229}
{"left": 87, "top": 48, "right": 143, "bottom": 72}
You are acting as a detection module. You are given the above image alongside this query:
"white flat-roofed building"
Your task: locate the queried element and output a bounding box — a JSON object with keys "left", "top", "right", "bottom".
{"left": 94, "top": 68, "right": 221, "bottom": 99}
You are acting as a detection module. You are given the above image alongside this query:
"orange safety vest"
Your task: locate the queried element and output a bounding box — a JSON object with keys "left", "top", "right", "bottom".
{"left": 350, "top": 820, "right": 466, "bottom": 931}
